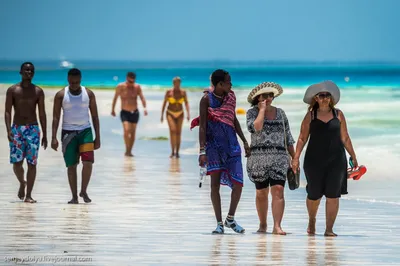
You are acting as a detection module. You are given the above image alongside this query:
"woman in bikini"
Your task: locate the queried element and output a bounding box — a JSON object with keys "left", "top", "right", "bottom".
{"left": 161, "top": 77, "right": 190, "bottom": 158}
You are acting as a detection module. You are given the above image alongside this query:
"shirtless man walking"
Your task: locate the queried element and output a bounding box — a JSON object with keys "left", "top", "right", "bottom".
{"left": 111, "top": 72, "right": 147, "bottom": 156}
{"left": 4, "top": 62, "right": 47, "bottom": 203}
{"left": 51, "top": 68, "right": 100, "bottom": 204}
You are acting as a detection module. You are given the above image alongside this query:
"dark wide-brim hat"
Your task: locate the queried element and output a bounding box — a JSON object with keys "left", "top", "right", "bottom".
{"left": 303, "top": 80, "right": 341, "bottom": 105}
{"left": 247, "top": 82, "right": 283, "bottom": 104}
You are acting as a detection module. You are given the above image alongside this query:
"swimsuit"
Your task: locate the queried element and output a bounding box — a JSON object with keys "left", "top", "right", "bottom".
{"left": 120, "top": 109, "right": 140, "bottom": 123}
{"left": 166, "top": 96, "right": 185, "bottom": 119}
{"left": 9, "top": 123, "right": 40, "bottom": 165}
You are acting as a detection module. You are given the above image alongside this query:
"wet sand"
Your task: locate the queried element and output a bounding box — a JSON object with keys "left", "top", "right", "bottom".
{"left": 0, "top": 87, "right": 399, "bottom": 265}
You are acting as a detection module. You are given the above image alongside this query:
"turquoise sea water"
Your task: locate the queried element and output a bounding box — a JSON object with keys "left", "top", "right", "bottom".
{"left": 1, "top": 60, "right": 400, "bottom": 89}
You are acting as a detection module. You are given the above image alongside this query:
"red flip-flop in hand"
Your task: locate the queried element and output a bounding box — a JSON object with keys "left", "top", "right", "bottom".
{"left": 347, "top": 165, "right": 367, "bottom": 180}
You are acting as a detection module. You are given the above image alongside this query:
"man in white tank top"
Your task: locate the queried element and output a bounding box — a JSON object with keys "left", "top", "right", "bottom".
{"left": 51, "top": 68, "right": 101, "bottom": 204}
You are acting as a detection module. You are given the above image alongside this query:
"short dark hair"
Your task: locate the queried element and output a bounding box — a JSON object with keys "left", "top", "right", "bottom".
{"left": 127, "top": 72, "right": 136, "bottom": 79}
{"left": 251, "top": 97, "right": 259, "bottom": 106}
{"left": 20, "top": 62, "right": 34, "bottom": 71}
{"left": 211, "top": 69, "right": 228, "bottom": 87}
{"left": 68, "top": 68, "right": 81, "bottom": 77}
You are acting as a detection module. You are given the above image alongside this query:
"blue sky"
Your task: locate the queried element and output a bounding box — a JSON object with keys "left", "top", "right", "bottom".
{"left": 0, "top": 0, "right": 398, "bottom": 61}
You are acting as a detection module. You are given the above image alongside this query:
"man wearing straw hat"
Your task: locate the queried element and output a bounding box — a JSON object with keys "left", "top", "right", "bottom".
{"left": 292, "top": 80, "right": 358, "bottom": 236}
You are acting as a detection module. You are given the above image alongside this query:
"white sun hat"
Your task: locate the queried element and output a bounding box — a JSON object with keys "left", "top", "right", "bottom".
{"left": 303, "top": 80, "right": 341, "bottom": 105}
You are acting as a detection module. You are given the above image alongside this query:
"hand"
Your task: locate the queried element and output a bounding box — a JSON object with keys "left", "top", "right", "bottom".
{"left": 258, "top": 100, "right": 267, "bottom": 110}
{"left": 291, "top": 158, "right": 299, "bottom": 174}
{"left": 51, "top": 138, "right": 59, "bottom": 151}
{"left": 160, "top": 116, "right": 164, "bottom": 123}
{"left": 41, "top": 136, "right": 48, "bottom": 150}
{"left": 187, "top": 115, "right": 190, "bottom": 122}
{"left": 94, "top": 138, "right": 101, "bottom": 150}
{"left": 199, "top": 154, "right": 208, "bottom": 167}
{"left": 144, "top": 109, "right": 148, "bottom": 116}
{"left": 244, "top": 142, "right": 251, "bottom": 157}
{"left": 111, "top": 110, "right": 116, "bottom": 117}
{"left": 7, "top": 131, "right": 13, "bottom": 142}
{"left": 351, "top": 157, "right": 358, "bottom": 169}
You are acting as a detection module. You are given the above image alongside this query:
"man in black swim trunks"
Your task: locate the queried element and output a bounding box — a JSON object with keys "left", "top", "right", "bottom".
{"left": 111, "top": 72, "right": 147, "bottom": 156}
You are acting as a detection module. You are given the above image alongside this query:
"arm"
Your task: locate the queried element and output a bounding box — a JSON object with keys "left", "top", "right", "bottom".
{"left": 51, "top": 91, "right": 63, "bottom": 141}
{"left": 253, "top": 108, "right": 265, "bottom": 132}
{"left": 37, "top": 88, "right": 47, "bottom": 139}
{"left": 160, "top": 91, "right": 169, "bottom": 121}
{"left": 88, "top": 90, "right": 100, "bottom": 145}
{"left": 183, "top": 90, "right": 190, "bottom": 120}
{"left": 338, "top": 110, "right": 356, "bottom": 159}
{"left": 293, "top": 112, "right": 312, "bottom": 160}
{"left": 111, "top": 85, "right": 120, "bottom": 114}
{"left": 282, "top": 109, "right": 296, "bottom": 158}
{"left": 199, "top": 94, "right": 209, "bottom": 150}
{"left": 138, "top": 85, "right": 147, "bottom": 110}
{"left": 234, "top": 116, "right": 247, "bottom": 144}
{"left": 4, "top": 86, "right": 13, "bottom": 136}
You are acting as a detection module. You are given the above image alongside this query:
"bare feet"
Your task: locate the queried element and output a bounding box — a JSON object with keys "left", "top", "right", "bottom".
{"left": 175, "top": 153, "right": 180, "bottom": 158}
{"left": 272, "top": 227, "right": 287, "bottom": 235}
{"left": 307, "top": 218, "right": 316, "bottom": 235}
{"left": 68, "top": 198, "right": 79, "bottom": 204}
{"left": 125, "top": 152, "right": 134, "bottom": 157}
{"left": 18, "top": 181, "right": 27, "bottom": 200}
{"left": 257, "top": 224, "right": 267, "bottom": 233}
{"left": 169, "top": 153, "right": 175, "bottom": 158}
{"left": 79, "top": 192, "right": 92, "bottom": 203}
{"left": 324, "top": 231, "right": 338, "bottom": 237}
{"left": 24, "top": 196, "right": 37, "bottom": 203}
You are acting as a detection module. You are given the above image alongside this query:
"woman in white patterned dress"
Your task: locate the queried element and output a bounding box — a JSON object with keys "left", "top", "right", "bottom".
{"left": 246, "top": 82, "right": 296, "bottom": 235}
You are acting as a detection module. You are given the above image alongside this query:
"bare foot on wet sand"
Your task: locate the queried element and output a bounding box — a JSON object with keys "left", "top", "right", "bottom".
{"left": 24, "top": 196, "right": 37, "bottom": 203}
{"left": 175, "top": 153, "right": 180, "bottom": 158}
{"left": 169, "top": 153, "right": 175, "bottom": 158}
{"left": 18, "top": 181, "right": 27, "bottom": 200}
{"left": 257, "top": 224, "right": 267, "bottom": 233}
{"left": 79, "top": 192, "right": 92, "bottom": 203}
{"left": 324, "top": 231, "right": 338, "bottom": 237}
{"left": 272, "top": 227, "right": 287, "bottom": 235}
{"left": 307, "top": 218, "right": 316, "bottom": 235}
{"left": 125, "top": 152, "right": 134, "bottom": 157}
{"left": 68, "top": 198, "right": 79, "bottom": 204}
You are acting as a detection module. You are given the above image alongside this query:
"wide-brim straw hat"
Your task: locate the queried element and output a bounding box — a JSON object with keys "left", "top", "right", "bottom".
{"left": 303, "top": 80, "right": 340, "bottom": 105}
{"left": 247, "top": 82, "right": 283, "bottom": 104}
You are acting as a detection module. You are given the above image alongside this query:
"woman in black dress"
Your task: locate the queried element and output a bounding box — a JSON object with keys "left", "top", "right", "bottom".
{"left": 291, "top": 81, "right": 358, "bottom": 237}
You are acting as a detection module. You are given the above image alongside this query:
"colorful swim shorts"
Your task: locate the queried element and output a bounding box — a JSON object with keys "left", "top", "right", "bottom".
{"left": 9, "top": 123, "right": 41, "bottom": 165}
{"left": 61, "top": 127, "right": 94, "bottom": 167}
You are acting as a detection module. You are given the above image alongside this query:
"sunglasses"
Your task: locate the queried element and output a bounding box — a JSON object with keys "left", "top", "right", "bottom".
{"left": 317, "top": 93, "right": 331, "bottom": 99}
{"left": 260, "top": 93, "right": 274, "bottom": 98}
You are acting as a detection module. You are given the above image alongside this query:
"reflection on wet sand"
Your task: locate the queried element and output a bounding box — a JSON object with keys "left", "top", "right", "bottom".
{"left": 209, "top": 236, "right": 222, "bottom": 265}
{"left": 169, "top": 158, "right": 181, "bottom": 174}
{"left": 8, "top": 204, "right": 37, "bottom": 252}
{"left": 123, "top": 157, "right": 136, "bottom": 173}
{"left": 256, "top": 235, "right": 267, "bottom": 264}
{"left": 227, "top": 236, "right": 238, "bottom": 265}
{"left": 324, "top": 238, "right": 339, "bottom": 266}
{"left": 271, "top": 235, "right": 283, "bottom": 263}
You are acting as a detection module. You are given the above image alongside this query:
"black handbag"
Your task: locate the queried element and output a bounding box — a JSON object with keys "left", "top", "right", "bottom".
{"left": 281, "top": 110, "right": 300, "bottom": 190}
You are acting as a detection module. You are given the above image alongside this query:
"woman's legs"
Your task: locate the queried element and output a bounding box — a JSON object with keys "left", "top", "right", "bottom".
{"left": 174, "top": 114, "right": 184, "bottom": 158}
{"left": 306, "top": 198, "right": 321, "bottom": 235}
{"left": 270, "top": 184, "right": 286, "bottom": 235}
{"left": 166, "top": 114, "right": 177, "bottom": 157}
{"left": 325, "top": 198, "right": 339, "bottom": 236}
{"left": 255, "top": 188, "right": 269, "bottom": 232}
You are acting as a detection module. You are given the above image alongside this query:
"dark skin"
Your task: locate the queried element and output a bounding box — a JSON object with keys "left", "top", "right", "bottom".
{"left": 51, "top": 75, "right": 100, "bottom": 204}
{"left": 198, "top": 74, "right": 250, "bottom": 223}
{"left": 4, "top": 63, "right": 47, "bottom": 203}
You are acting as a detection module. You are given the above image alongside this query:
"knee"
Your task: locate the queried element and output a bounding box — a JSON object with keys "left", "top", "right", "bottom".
{"left": 124, "top": 130, "right": 130, "bottom": 137}
{"left": 256, "top": 189, "right": 268, "bottom": 200}
{"left": 27, "top": 163, "right": 36, "bottom": 170}
{"left": 210, "top": 184, "right": 220, "bottom": 194}
{"left": 272, "top": 186, "right": 285, "bottom": 200}
{"left": 307, "top": 194, "right": 322, "bottom": 201}
{"left": 82, "top": 161, "right": 93, "bottom": 167}
{"left": 13, "top": 161, "right": 24, "bottom": 169}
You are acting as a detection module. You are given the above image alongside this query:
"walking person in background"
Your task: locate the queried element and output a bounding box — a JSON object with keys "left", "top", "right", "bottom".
{"left": 191, "top": 69, "right": 250, "bottom": 234}
{"left": 51, "top": 68, "right": 101, "bottom": 204}
{"left": 111, "top": 72, "right": 148, "bottom": 156}
{"left": 292, "top": 80, "right": 358, "bottom": 237}
{"left": 160, "top": 77, "right": 190, "bottom": 158}
{"left": 246, "top": 82, "right": 295, "bottom": 235}
{"left": 4, "top": 62, "right": 47, "bottom": 203}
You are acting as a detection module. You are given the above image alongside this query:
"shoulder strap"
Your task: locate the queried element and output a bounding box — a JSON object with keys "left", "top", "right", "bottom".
{"left": 332, "top": 108, "right": 338, "bottom": 117}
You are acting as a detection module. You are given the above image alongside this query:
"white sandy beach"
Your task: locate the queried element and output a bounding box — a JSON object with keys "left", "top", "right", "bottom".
{"left": 0, "top": 85, "right": 399, "bottom": 265}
